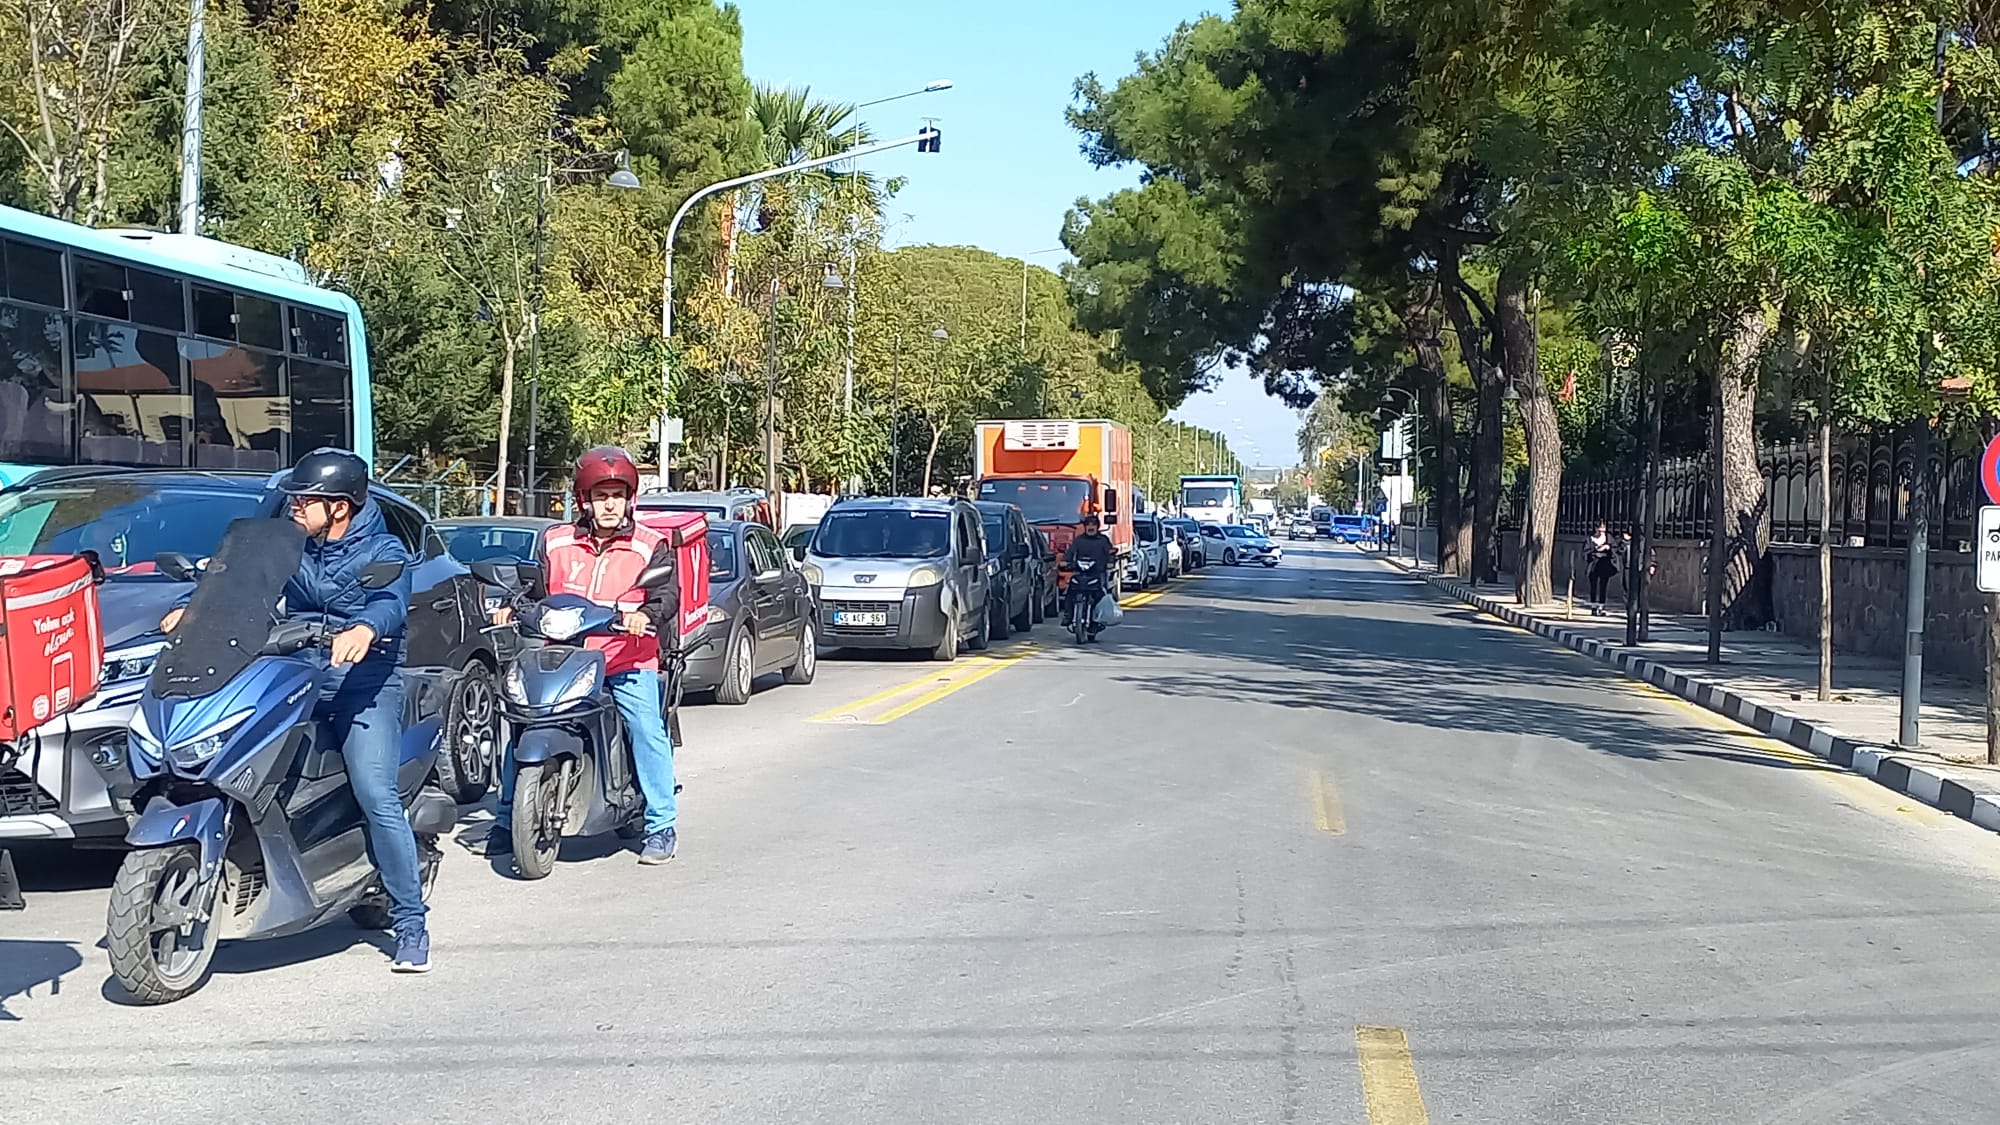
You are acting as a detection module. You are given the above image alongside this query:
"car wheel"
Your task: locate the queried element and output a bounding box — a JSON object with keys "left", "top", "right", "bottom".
{"left": 1224, "top": 548, "right": 1238, "bottom": 565}
{"left": 1012, "top": 586, "right": 1034, "bottom": 632}
{"left": 990, "top": 594, "right": 1013, "bottom": 641}
{"left": 714, "top": 629, "right": 754, "bottom": 705}
{"left": 931, "top": 613, "right": 960, "bottom": 661}
{"left": 1030, "top": 584, "right": 1046, "bottom": 624}
{"left": 437, "top": 664, "right": 497, "bottom": 804}
{"left": 968, "top": 600, "right": 991, "bottom": 651}
{"left": 783, "top": 621, "right": 817, "bottom": 685}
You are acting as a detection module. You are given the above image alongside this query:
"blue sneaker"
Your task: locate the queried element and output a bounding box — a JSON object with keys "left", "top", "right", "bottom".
{"left": 391, "top": 925, "right": 432, "bottom": 973}
{"left": 638, "top": 827, "right": 677, "bottom": 865}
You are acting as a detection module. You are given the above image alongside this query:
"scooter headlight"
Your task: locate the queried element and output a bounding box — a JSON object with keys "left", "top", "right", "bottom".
{"left": 165, "top": 708, "right": 255, "bottom": 771}
{"left": 539, "top": 606, "right": 587, "bottom": 642}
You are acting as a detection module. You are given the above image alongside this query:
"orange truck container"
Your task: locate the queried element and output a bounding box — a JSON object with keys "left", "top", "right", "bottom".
{"left": 971, "top": 419, "right": 1134, "bottom": 588}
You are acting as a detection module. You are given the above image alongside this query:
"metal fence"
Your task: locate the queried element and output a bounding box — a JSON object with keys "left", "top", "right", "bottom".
{"left": 1550, "top": 428, "right": 1996, "bottom": 550}
{"left": 383, "top": 485, "right": 569, "bottom": 521}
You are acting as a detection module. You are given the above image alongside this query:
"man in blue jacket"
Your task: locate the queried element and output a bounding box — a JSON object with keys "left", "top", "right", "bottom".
{"left": 161, "top": 448, "right": 431, "bottom": 971}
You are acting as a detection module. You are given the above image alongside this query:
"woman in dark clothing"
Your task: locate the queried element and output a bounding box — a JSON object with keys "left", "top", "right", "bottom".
{"left": 1583, "top": 521, "right": 1618, "bottom": 613}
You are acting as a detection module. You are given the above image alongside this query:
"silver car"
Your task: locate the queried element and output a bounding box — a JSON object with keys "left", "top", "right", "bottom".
{"left": 800, "top": 497, "right": 995, "bottom": 662}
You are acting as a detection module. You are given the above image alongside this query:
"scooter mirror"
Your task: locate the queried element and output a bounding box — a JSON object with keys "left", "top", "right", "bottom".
{"left": 634, "top": 562, "right": 676, "bottom": 590}
{"left": 155, "top": 552, "right": 200, "bottom": 582}
{"left": 466, "top": 560, "right": 513, "bottom": 587}
{"left": 358, "top": 560, "right": 406, "bottom": 589}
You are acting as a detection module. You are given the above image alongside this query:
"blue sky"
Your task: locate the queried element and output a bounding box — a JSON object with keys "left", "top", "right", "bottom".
{"left": 737, "top": 0, "right": 1303, "bottom": 468}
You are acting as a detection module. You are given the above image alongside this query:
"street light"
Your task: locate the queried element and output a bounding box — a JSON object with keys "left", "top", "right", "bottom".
{"left": 523, "top": 148, "right": 640, "bottom": 513}
{"left": 1016, "top": 246, "right": 1065, "bottom": 351}
{"left": 842, "top": 81, "right": 955, "bottom": 415}
{"left": 659, "top": 127, "right": 944, "bottom": 477}
{"left": 1380, "top": 387, "right": 1421, "bottom": 568}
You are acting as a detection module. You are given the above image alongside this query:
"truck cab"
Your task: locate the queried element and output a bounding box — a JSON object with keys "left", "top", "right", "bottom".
{"left": 971, "top": 420, "right": 1135, "bottom": 594}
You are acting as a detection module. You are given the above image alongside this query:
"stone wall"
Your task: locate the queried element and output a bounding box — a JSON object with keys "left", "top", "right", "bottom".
{"left": 1397, "top": 526, "right": 1989, "bottom": 682}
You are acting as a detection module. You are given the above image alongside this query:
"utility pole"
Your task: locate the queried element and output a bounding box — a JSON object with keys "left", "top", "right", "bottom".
{"left": 178, "top": 0, "right": 206, "bottom": 233}
{"left": 1901, "top": 22, "right": 1949, "bottom": 747}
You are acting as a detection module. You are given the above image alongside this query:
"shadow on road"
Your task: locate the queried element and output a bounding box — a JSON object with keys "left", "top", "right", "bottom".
{"left": 0, "top": 939, "right": 84, "bottom": 1020}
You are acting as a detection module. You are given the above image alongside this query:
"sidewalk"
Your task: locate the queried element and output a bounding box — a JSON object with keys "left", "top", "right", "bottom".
{"left": 1376, "top": 550, "right": 2000, "bottom": 834}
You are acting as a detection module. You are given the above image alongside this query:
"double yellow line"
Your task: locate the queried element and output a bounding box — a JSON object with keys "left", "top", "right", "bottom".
{"left": 806, "top": 642, "right": 1042, "bottom": 725}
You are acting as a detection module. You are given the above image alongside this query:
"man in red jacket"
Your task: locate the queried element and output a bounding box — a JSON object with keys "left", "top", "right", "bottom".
{"left": 476, "top": 446, "right": 681, "bottom": 864}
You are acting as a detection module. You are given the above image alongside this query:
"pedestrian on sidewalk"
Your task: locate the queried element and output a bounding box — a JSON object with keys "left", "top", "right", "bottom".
{"left": 1583, "top": 521, "right": 1618, "bottom": 614}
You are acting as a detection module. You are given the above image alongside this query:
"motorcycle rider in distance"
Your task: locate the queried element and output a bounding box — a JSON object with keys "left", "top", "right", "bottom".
{"left": 1062, "top": 513, "right": 1114, "bottom": 633}
{"left": 478, "top": 446, "right": 682, "bottom": 865}
{"left": 159, "top": 448, "right": 431, "bottom": 972}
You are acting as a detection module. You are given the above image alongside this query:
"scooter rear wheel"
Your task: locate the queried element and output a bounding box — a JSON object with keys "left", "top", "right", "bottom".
{"left": 106, "top": 844, "right": 226, "bottom": 1005}
{"left": 511, "top": 763, "right": 564, "bottom": 880}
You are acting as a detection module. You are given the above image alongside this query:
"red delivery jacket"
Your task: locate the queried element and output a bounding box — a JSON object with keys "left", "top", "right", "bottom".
{"left": 532, "top": 519, "right": 679, "bottom": 678}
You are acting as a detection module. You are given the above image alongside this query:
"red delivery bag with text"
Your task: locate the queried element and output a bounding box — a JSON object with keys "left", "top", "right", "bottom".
{"left": 631, "top": 509, "right": 711, "bottom": 645}
{"left": 0, "top": 555, "right": 105, "bottom": 742}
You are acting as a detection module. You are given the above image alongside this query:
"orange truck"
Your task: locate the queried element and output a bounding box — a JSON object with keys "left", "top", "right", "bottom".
{"left": 971, "top": 419, "right": 1134, "bottom": 590}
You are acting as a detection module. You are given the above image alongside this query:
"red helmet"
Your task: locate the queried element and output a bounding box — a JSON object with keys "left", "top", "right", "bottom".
{"left": 573, "top": 445, "right": 639, "bottom": 508}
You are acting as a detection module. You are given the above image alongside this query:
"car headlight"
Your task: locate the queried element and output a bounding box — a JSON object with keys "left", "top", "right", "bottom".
{"left": 801, "top": 562, "right": 824, "bottom": 585}
{"left": 504, "top": 661, "right": 529, "bottom": 705}
{"left": 103, "top": 640, "right": 166, "bottom": 684}
{"left": 906, "top": 565, "right": 943, "bottom": 588}
{"left": 166, "top": 708, "right": 255, "bottom": 770}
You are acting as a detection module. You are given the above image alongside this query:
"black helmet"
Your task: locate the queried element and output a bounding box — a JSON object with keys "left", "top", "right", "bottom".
{"left": 280, "top": 447, "right": 369, "bottom": 507}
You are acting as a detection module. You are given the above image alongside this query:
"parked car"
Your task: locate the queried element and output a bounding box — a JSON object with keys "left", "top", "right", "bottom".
{"left": 1287, "top": 517, "right": 1315, "bottom": 540}
{"left": 0, "top": 468, "right": 505, "bottom": 850}
{"left": 972, "top": 500, "right": 1038, "bottom": 637}
{"left": 1028, "top": 525, "right": 1061, "bottom": 620}
{"left": 682, "top": 520, "right": 817, "bottom": 704}
{"left": 1131, "top": 514, "right": 1171, "bottom": 587}
{"left": 780, "top": 521, "right": 818, "bottom": 562}
{"left": 1221, "top": 523, "right": 1284, "bottom": 567}
{"left": 801, "top": 497, "right": 994, "bottom": 661}
{"left": 1166, "top": 517, "right": 1206, "bottom": 568}
{"left": 436, "top": 516, "right": 557, "bottom": 657}
{"left": 636, "top": 487, "right": 774, "bottom": 530}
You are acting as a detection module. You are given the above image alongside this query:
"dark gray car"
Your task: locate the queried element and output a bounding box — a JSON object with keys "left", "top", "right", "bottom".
{"left": 682, "top": 520, "right": 817, "bottom": 704}
{"left": 972, "top": 500, "right": 1037, "bottom": 638}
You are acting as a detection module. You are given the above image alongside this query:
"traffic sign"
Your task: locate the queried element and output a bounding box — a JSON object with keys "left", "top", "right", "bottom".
{"left": 1982, "top": 433, "right": 2000, "bottom": 504}
{"left": 1980, "top": 506, "right": 2000, "bottom": 593}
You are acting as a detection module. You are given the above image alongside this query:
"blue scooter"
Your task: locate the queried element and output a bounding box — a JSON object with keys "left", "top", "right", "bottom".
{"left": 475, "top": 563, "right": 674, "bottom": 880}
{"left": 106, "top": 517, "right": 456, "bottom": 1004}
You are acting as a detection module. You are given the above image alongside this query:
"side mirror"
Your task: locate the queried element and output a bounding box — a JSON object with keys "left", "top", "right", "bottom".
{"left": 155, "top": 552, "right": 199, "bottom": 582}
{"left": 754, "top": 568, "right": 783, "bottom": 583}
{"left": 1104, "top": 514, "right": 1119, "bottom": 526}
{"left": 359, "top": 560, "right": 406, "bottom": 589}
{"left": 791, "top": 544, "right": 808, "bottom": 562}
{"left": 1010, "top": 543, "right": 1029, "bottom": 561}
{"left": 467, "top": 560, "right": 514, "bottom": 587}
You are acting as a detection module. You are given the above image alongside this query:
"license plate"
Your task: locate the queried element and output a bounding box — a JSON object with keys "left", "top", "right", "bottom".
{"left": 834, "top": 610, "right": 887, "bottom": 627}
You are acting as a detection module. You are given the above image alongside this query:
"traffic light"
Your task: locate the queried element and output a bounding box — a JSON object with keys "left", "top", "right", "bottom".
{"left": 917, "top": 125, "right": 941, "bottom": 153}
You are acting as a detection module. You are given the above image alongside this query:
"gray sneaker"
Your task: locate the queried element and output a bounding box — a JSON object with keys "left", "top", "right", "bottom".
{"left": 638, "top": 827, "right": 677, "bottom": 865}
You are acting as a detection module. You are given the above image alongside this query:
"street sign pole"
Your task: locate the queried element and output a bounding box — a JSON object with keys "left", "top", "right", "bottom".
{"left": 1981, "top": 434, "right": 2000, "bottom": 763}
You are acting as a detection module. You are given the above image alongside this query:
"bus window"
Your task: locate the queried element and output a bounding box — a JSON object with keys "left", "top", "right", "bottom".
{"left": 0, "top": 303, "right": 70, "bottom": 463}
{"left": 3, "top": 237, "right": 64, "bottom": 307}
{"left": 73, "top": 322, "right": 188, "bottom": 467}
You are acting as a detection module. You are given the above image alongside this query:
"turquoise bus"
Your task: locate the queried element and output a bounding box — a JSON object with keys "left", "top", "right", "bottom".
{"left": 0, "top": 203, "right": 372, "bottom": 488}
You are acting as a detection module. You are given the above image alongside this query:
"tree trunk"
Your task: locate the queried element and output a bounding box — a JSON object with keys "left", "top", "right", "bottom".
{"left": 495, "top": 330, "right": 518, "bottom": 516}
{"left": 1402, "top": 297, "right": 1463, "bottom": 575}
{"left": 922, "top": 420, "right": 944, "bottom": 495}
{"left": 1499, "top": 263, "right": 1560, "bottom": 606}
{"left": 1718, "top": 307, "right": 1770, "bottom": 629}
{"left": 1439, "top": 256, "right": 1501, "bottom": 584}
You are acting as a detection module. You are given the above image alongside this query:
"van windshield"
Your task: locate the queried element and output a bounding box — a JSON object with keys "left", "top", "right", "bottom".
{"left": 814, "top": 509, "right": 952, "bottom": 559}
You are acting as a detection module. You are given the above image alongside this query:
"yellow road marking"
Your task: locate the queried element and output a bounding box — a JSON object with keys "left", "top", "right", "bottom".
{"left": 1355, "top": 1026, "right": 1431, "bottom": 1125}
{"left": 1120, "top": 589, "right": 1168, "bottom": 608}
{"left": 1311, "top": 768, "right": 1346, "bottom": 835}
{"left": 868, "top": 644, "right": 1042, "bottom": 724}
{"left": 805, "top": 643, "right": 1036, "bottom": 724}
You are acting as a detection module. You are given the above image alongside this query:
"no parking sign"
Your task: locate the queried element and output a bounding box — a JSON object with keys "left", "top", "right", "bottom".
{"left": 1980, "top": 434, "right": 2000, "bottom": 593}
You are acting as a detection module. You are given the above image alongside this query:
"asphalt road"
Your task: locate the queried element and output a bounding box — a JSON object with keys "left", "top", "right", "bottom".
{"left": 10, "top": 540, "right": 2000, "bottom": 1123}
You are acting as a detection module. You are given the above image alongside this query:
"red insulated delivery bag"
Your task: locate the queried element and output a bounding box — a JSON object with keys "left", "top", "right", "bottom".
{"left": 0, "top": 554, "right": 105, "bottom": 743}
{"left": 631, "top": 509, "right": 711, "bottom": 647}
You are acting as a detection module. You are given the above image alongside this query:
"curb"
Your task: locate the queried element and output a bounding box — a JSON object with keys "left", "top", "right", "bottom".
{"left": 1385, "top": 557, "right": 2000, "bottom": 834}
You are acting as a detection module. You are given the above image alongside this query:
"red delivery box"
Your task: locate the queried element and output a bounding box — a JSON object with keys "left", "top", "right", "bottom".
{"left": 631, "top": 509, "right": 711, "bottom": 644}
{"left": 0, "top": 554, "right": 105, "bottom": 742}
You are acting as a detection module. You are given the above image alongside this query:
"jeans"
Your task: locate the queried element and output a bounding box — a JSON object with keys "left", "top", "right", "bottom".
{"left": 1588, "top": 566, "right": 1613, "bottom": 605}
{"left": 325, "top": 666, "right": 426, "bottom": 933}
{"left": 496, "top": 670, "right": 677, "bottom": 835}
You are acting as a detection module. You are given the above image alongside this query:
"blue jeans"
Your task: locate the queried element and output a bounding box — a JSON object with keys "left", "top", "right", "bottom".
{"left": 324, "top": 667, "right": 426, "bottom": 933}
{"left": 496, "top": 670, "right": 677, "bottom": 835}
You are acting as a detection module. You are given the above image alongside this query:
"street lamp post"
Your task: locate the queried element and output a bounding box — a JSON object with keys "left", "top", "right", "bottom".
{"left": 1381, "top": 387, "right": 1421, "bottom": 569}
{"left": 843, "top": 81, "right": 954, "bottom": 414}
{"left": 1017, "top": 246, "right": 1065, "bottom": 350}
{"left": 658, "top": 127, "right": 943, "bottom": 478}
